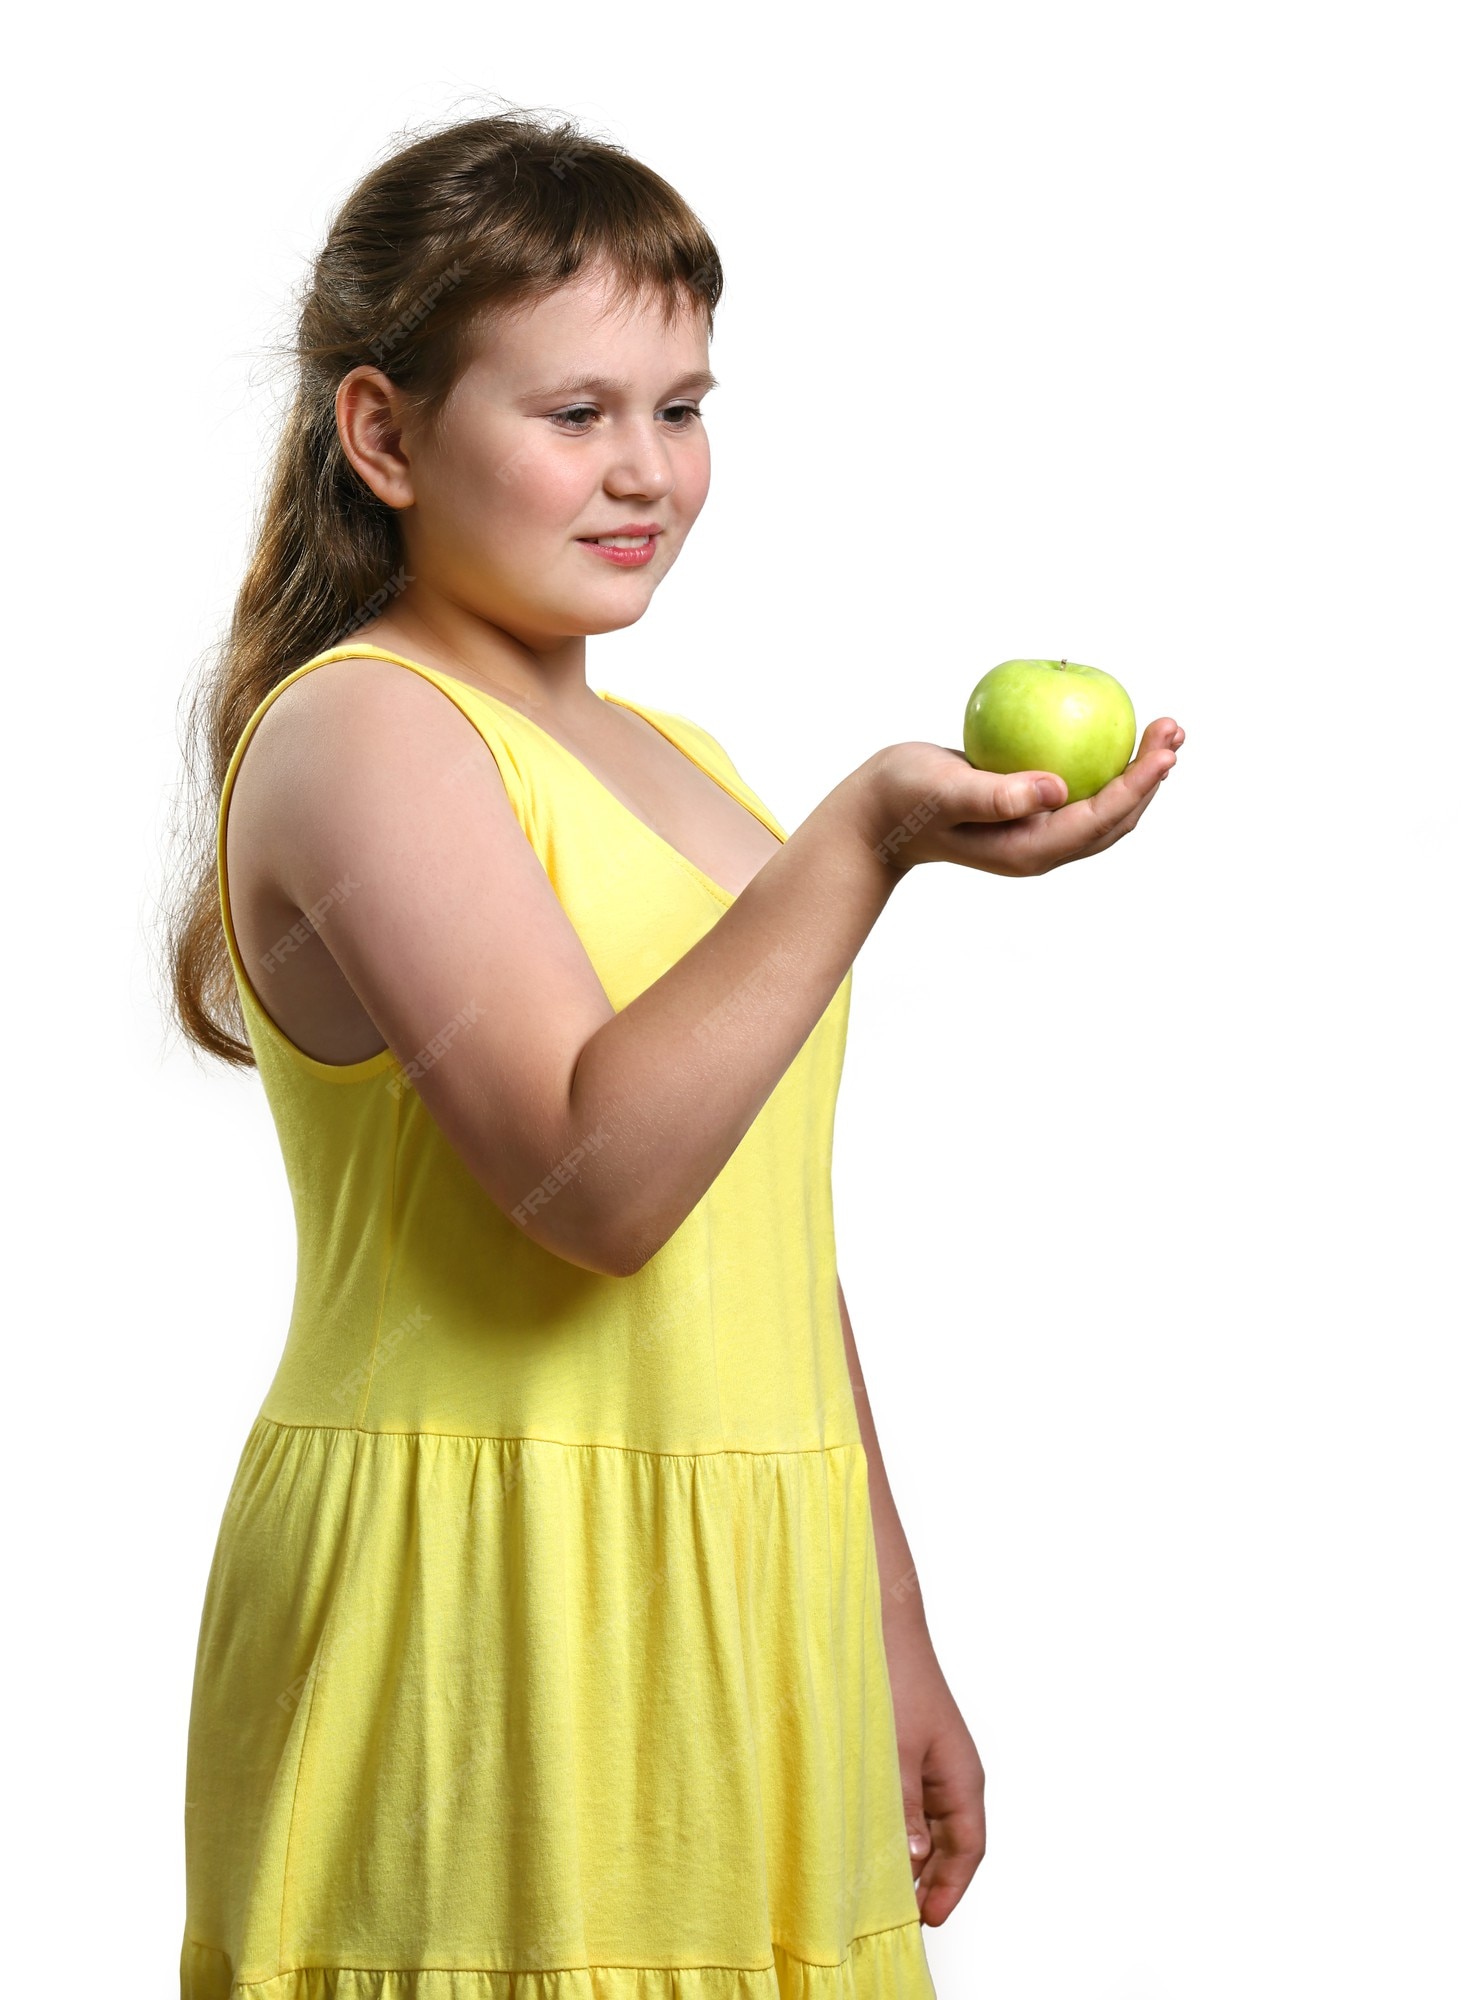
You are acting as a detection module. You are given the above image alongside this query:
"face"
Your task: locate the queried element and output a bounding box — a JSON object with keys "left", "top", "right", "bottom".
{"left": 343, "top": 262, "right": 715, "bottom": 652}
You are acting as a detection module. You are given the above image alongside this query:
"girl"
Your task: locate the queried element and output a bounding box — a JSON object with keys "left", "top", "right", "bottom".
{"left": 167, "top": 106, "right": 1183, "bottom": 2000}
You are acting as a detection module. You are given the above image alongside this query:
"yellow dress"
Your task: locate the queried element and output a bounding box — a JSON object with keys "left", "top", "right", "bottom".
{"left": 181, "top": 642, "right": 937, "bottom": 2000}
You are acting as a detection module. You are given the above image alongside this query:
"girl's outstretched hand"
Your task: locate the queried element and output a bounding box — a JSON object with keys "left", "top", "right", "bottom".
{"left": 862, "top": 716, "right": 1184, "bottom": 880}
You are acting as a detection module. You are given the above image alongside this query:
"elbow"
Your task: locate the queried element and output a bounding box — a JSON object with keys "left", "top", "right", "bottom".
{"left": 599, "top": 1207, "right": 685, "bottom": 1279}
{"left": 497, "top": 1185, "right": 652, "bottom": 1281}
{"left": 476, "top": 1124, "right": 668, "bottom": 1278}
{"left": 587, "top": 1196, "right": 672, "bottom": 1279}
{"left": 513, "top": 1211, "right": 640, "bottom": 1281}
{"left": 585, "top": 1221, "right": 651, "bottom": 1280}
{"left": 592, "top": 1218, "right": 658, "bottom": 1281}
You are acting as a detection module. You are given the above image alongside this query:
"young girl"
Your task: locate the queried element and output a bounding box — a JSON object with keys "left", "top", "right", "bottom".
{"left": 169, "top": 108, "right": 1182, "bottom": 2000}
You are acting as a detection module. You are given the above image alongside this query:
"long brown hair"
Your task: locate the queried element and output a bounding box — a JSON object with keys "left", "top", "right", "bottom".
{"left": 157, "top": 101, "right": 723, "bottom": 1068}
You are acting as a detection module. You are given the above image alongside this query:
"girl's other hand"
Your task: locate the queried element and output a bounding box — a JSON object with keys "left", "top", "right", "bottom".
{"left": 888, "top": 1636, "right": 987, "bottom": 1927}
{"left": 860, "top": 717, "right": 1185, "bottom": 880}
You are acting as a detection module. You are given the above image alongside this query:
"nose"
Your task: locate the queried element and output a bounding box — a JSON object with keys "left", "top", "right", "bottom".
{"left": 601, "top": 416, "right": 679, "bottom": 501}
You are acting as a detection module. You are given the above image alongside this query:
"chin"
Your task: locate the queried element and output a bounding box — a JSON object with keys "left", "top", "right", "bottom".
{"left": 582, "top": 597, "right": 653, "bottom": 636}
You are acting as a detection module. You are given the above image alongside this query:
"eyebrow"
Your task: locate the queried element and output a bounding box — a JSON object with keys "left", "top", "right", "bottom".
{"left": 522, "top": 369, "right": 720, "bottom": 403}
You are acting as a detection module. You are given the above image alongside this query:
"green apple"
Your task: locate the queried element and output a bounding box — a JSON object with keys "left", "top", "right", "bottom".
{"left": 963, "top": 658, "right": 1136, "bottom": 805}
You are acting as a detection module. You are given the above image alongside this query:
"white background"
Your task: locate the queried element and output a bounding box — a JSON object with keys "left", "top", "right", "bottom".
{"left": 7, "top": 3, "right": 1478, "bottom": 1994}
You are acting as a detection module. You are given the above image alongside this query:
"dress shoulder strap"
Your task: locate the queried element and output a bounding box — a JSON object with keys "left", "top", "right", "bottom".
{"left": 596, "top": 692, "right": 788, "bottom": 842}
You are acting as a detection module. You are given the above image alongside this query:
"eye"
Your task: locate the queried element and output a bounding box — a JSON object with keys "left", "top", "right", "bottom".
{"left": 547, "top": 403, "right": 705, "bottom": 434}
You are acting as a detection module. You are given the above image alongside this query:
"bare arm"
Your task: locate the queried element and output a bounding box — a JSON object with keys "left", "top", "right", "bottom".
{"left": 565, "top": 779, "right": 901, "bottom": 1269}
{"left": 837, "top": 1276, "right": 934, "bottom": 1654}
{"left": 839, "top": 1274, "right": 988, "bottom": 1927}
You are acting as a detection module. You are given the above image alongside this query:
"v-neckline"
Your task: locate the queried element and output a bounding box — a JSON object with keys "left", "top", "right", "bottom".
{"left": 307, "top": 643, "right": 787, "bottom": 909}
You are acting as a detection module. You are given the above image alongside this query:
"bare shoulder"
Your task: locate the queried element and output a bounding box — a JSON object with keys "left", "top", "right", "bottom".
{"left": 246, "top": 653, "right": 478, "bottom": 773}
{"left": 237, "top": 657, "right": 499, "bottom": 851}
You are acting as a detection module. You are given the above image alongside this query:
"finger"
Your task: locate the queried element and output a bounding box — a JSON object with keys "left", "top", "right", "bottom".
{"left": 1071, "top": 749, "right": 1177, "bottom": 856}
{"left": 977, "top": 739, "right": 1172, "bottom": 871}
{"left": 1059, "top": 795, "right": 1153, "bottom": 866}
{"left": 960, "top": 719, "right": 1181, "bottom": 836}
{"left": 1060, "top": 736, "right": 1175, "bottom": 834}
{"left": 1138, "top": 715, "right": 1183, "bottom": 758}
{"left": 914, "top": 1809, "right": 982, "bottom": 1926}
{"left": 958, "top": 767, "right": 1069, "bottom": 822}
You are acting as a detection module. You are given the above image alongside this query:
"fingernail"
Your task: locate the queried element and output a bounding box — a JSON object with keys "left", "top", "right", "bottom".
{"left": 1036, "top": 779, "right": 1062, "bottom": 805}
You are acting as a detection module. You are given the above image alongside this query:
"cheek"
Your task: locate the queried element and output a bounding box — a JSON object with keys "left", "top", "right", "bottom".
{"left": 676, "top": 436, "right": 712, "bottom": 516}
{"left": 440, "top": 423, "right": 573, "bottom": 535}
{"left": 496, "top": 438, "right": 592, "bottom": 528}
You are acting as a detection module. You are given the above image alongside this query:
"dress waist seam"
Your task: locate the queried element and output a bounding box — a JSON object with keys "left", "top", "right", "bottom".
{"left": 251, "top": 1411, "right": 864, "bottom": 1458}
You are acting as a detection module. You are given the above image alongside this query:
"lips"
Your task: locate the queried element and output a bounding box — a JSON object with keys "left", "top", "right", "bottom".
{"left": 577, "top": 533, "right": 660, "bottom": 568}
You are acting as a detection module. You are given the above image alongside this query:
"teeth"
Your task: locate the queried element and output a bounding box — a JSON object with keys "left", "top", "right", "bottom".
{"left": 594, "top": 535, "right": 651, "bottom": 548}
